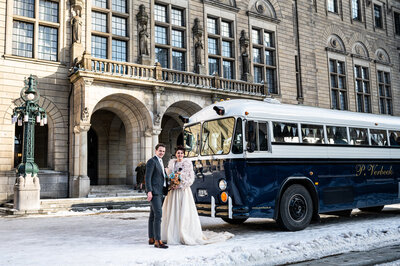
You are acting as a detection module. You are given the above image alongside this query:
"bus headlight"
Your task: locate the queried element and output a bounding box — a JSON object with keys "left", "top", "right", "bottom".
{"left": 220, "top": 192, "right": 228, "bottom": 203}
{"left": 218, "top": 179, "right": 227, "bottom": 191}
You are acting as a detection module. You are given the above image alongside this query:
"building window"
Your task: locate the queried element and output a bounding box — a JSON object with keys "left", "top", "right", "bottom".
{"left": 394, "top": 12, "right": 400, "bottom": 35}
{"left": 154, "top": 4, "right": 186, "bottom": 71}
{"left": 374, "top": 4, "right": 383, "bottom": 28}
{"left": 91, "top": 0, "right": 128, "bottom": 61}
{"left": 12, "top": 0, "right": 59, "bottom": 61}
{"left": 327, "top": 0, "right": 338, "bottom": 13}
{"left": 252, "top": 28, "right": 277, "bottom": 94}
{"left": 329, "top": 59, "right": 347, "bottom": 110}
{"left": 352, "top": 0, "right": 362, "bottom": 21}
{"left": 377, "top": 70, "right": 392, "bottom": 114}
{"left": 207, "top": 17, "right": 235, "bottom": 79}
{"left": 354, "top": 65, "right": 371, "bottom": 113}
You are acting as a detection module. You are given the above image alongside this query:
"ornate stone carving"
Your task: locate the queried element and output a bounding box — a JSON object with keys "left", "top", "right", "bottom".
{"left": 137, "top": 5, "right": 149, "bottom": 56}
{"left": 82, "top": 107, "right": 89, "bottom": 121}
{"left": 193, "top": 18, "right": 204, "bottom": 73}
{"left": 71, "top": 7, "right": 83, "bottom": 43}
{"left": 240, "top": 30, "right": 250, "bottom": 78}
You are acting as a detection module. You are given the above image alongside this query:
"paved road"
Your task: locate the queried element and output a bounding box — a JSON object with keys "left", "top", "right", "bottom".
{"left": 291, "top": 244, "right": 400, "bottom": 266}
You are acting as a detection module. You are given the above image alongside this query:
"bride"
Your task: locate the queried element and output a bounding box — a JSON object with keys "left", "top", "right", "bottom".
{"left": 161, "top": 146, "right": 233, "bottom": 245}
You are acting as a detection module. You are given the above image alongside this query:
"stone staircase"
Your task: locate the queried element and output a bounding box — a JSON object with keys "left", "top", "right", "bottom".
{"left": 0, "top": 185, "right": 148, "bottom": 216}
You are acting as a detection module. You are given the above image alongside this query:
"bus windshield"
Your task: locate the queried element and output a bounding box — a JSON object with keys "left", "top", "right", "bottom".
{"left": 183, "top": 123, "right": 201, "bottom": 157}
{"left": 201, "top": 117, "right": 235, "bottom": 156}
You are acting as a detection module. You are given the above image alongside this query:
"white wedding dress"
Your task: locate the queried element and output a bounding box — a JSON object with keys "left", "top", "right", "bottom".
{"left": 161, "top": 158, "right": 233, "bottom": 245}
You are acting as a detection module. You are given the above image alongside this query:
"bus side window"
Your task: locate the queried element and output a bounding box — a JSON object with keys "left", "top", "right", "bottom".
{"left": 301, "top": 124, "right": 324, "bottom": 144}
{"left": 259, "top": 122, "right": 268, "bottom": 151}
{"left": 389, "top": 131, "right": 400, "bottom": 146}
{"left": 272, "top": 122, "right": 299, "bottom": 143}
{"left": 370, "top": 129, "right": 388, "bottom": 146}
{"left": 326, "top": 126, "right": 348, "bottom": 144}
{"left": 349, "top": 128, "right": 368, "bottom": 145}
{"left": 245, "top": 120, "right": 256, "bottom": 153}
{"left": 232, "top": 118, "right": 243, "bottom": 154}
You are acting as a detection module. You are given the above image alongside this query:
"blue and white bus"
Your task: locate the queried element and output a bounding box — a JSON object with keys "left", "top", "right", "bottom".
{"left": 183, "top": 99, "right": 400, "bottom": 231}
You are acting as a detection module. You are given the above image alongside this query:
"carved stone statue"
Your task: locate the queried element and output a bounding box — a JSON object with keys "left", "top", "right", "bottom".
{"left": 240, "top": 30, "right": 250, "bottom": 78}
{"left": 137, "top": 5, "right": 149, "bottom": 56}
{"left": 71, "top": 8, "right": 83, "bottom": 44}
{"left": 192, "top": 18, "right": 204, "bottom": 73}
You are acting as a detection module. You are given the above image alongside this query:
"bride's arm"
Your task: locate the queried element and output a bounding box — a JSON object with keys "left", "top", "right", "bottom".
{"left": 179, "top": 159, "right": 195, "bottom": 189}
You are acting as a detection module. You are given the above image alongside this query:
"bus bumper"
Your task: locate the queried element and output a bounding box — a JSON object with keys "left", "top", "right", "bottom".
{"left": 196, "top": 196, "right": 250, "bottom": 219}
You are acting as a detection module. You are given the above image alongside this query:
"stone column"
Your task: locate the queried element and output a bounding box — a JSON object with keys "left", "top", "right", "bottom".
{"left": 152, "top": 128, "right": 162, "bottom": 156}
{"left": 71, "top": 123, "right": 91, "bottom": 197}
{"left": 14, "top": 174, "right": 40, "bottom": 212}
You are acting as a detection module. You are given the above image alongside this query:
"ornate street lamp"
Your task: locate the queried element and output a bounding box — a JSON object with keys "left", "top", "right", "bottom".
{"left": 11, "top": 75, "right": 47, "bottom": 211}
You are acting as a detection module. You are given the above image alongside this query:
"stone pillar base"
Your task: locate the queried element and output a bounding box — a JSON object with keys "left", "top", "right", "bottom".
{"left": 242, "top": 73, "right": 253, "bottom": 83}
{"left": 139, "top": 55, "right": 151, "bottom": 65}
{"left": 71, "top": 42, "right": 84, "bottom": 66}
{"left": 14, "top": 174, "right": 40, "bottom": 211}
{"left": 196, "top": 64, "right": 206, "bottom": 75}
{"left": 71, "top": 175, "right": 90, "bottom": 198}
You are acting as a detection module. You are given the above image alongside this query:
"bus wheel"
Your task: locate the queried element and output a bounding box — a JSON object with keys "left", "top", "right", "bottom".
{"left": 359, "top": 206, "right": 384, "bottom": 212}
{"left": 278, "top": 184, "right": 313, "bottom": 231}
{"left": 221, "top": 218, "right": 248, "bottom": 224}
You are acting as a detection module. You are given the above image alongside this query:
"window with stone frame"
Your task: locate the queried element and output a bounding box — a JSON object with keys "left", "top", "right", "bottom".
{"left": 12, "top": 0, "right": 59, "bottom": 61}
{"left": 207, "top": 17, "right": 235, "bottom": 79}
{"left": 394, "top": 11, "right": 400, "bottom": 36}
{"left": 91, "top": 0, "right": 128, "bottom": 62}
{"left": 352, "top": 0, "right": 362, "bottom": 21}
{"left": 154, "top": 4, "right": 186, "bottom": 71}
{"left": 374, "top": 4, "right": 383, "bottom": 29}
{"left": 354, "top": 65, "right": 371, "bottom": 113}
{"left": 329, "top": 59, "right": 347, "bottom": 110}
{"left": 327, "top": 0, "right": 339, "bottom": 13}
{"left": 377, "top": 70, "right": 393, "bottom": 115}
{"left": 252, "top": 28, "right": 277, "bottom": 94}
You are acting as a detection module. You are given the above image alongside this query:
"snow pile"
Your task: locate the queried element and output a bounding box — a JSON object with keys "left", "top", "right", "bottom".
{"left": 1, "top": 206, "right": 400, "bottom": 265}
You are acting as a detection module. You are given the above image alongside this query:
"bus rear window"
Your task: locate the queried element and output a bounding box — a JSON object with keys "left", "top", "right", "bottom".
{"left": 272, "top": 122, "right": 299, "bottom": 143}
{"left": 370, "top": 129, "right": 388, "bottom": 146}
{"left": 201, "top": 118, "right": 235, "bottom": 156}
{"left": 349, "top": 128, "right": 368, "bottom": 145}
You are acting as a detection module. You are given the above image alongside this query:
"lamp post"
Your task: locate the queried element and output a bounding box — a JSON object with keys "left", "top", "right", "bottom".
{"left": 11, "top": 75, "right": 47, "bottom": 212}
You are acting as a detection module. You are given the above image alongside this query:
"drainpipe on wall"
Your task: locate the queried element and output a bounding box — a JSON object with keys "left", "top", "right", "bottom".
{"left": 294, "top": 0, "right": 304, "bottom": 103}
{"left": 67, "top": 82, "right": 74, "bottom": 198}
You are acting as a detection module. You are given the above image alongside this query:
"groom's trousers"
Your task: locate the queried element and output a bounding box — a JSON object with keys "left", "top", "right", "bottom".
{"left": 148, "top": 195, "right": 163, "bottom": 240}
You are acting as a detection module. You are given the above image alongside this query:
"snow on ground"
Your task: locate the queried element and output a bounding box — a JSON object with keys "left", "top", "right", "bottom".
{"left": 1, "top": 205, "right": 400, "bottom": 266}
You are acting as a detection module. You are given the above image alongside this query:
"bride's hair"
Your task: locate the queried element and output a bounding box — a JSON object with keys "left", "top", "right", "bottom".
{"left": 175, "top": 145, "right": 185, "bottom": 154}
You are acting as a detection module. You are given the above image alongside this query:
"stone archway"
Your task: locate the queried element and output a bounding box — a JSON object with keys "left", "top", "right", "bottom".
{"left": 160, "top": 101, "right": 202, "bottom": 160}
{"left": 89, "top": 94, "right": 153, "bottom": 186}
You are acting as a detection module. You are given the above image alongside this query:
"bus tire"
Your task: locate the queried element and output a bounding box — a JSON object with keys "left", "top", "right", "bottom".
{"left": 221, "top": 218, "right": 248, "bottom": 224}
{"left": 359, "top": 206, "right": 384, "bottom": 212}
{"left": 278, "top": 184, "right": 313, "bottom": 231}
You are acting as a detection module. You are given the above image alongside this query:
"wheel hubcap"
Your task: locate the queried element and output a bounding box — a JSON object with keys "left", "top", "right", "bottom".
{"left": 288, "top": 194, "right": 307, "bottom": 222}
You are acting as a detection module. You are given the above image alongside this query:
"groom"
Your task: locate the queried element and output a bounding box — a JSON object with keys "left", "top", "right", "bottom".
{"left": 145, "top": 143, "right": 168, "bottom": 249}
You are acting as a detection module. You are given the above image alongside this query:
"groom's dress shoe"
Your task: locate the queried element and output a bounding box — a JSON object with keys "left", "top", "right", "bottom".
{"left": 154, "top": 241, "right": 168, "bottom": 249}
{"left": 148, "top": 238, "right": 155, "bottom": 245}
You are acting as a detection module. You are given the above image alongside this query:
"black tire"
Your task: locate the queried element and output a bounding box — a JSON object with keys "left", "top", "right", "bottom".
{"left": 221, "top": 217, "right": 248, "bottom": 224}
{"left": 359, "top": 206, "right": 384, "bottom": 212}
{"left": 326, "top": 209, "right": 352, "bottom": 217}
{"left": 278, "top": 184, "right": 313, "bottom": 231}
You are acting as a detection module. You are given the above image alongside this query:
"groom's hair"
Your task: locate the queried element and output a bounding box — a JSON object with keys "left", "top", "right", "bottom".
{"left": 155, "top": 143, "right": 166, "bottom": 150}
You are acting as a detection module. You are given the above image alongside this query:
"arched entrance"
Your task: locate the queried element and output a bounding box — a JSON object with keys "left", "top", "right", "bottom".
{"left": 160, "top": 101, "right": 202, "bottom": 159}
{"left": 90, "top": 110, "right": 127, "bottom": 185}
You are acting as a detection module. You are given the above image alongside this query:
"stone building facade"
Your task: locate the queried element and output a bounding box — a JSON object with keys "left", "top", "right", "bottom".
{"left": 0, "top": 0, "right": 399, "bottom": 202}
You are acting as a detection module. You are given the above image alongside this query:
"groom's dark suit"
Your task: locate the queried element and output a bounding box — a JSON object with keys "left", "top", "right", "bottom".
{"left": 145, "top": 156, "right": 168, "bottom": 241}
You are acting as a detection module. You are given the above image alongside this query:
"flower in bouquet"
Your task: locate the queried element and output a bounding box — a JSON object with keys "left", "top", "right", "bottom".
{"left": 168, "top": 169, "right": 181, "bottom": 190}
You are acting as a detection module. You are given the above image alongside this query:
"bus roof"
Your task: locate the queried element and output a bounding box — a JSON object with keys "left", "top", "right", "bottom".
{"left": 188, "top": 99, "right": 400, "bottom": 129}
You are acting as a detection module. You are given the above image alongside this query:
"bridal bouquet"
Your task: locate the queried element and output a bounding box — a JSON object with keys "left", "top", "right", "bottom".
{"left": 168, "top": 168, "right": 181, "bottom": 190}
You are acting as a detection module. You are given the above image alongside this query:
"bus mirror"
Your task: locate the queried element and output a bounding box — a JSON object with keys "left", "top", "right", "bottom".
{"left": 179, "top": 115, "right": 189, "bottom": 123}
{"left": 213, "top": 106, "right": 225, "bottom": 115}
